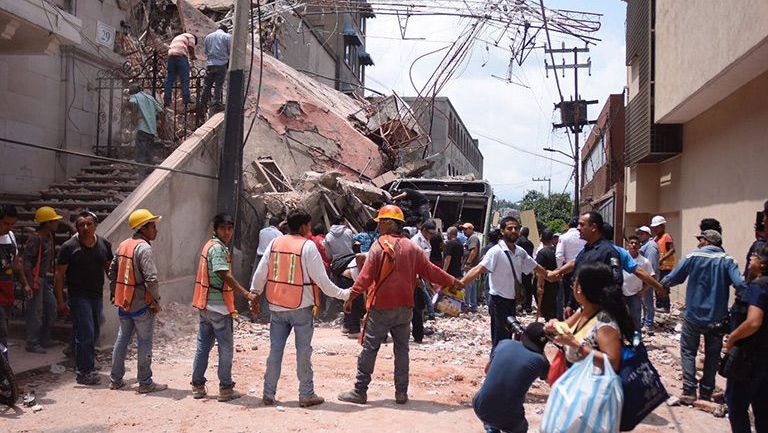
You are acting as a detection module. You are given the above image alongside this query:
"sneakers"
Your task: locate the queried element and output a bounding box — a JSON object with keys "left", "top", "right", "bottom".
{"left": 299, "top": 394, "right": 325, "bottom": 407}
{"left": 217, "top": 388, "right": 242, "bottom": 402}
{"left": 26, "top": 345, "right": 47, "bottom": 354}
{"left": 76, "top": 373, "right": 101, "bottom": 386}
{"left": 395, "top": 392, "right": 408, "bottom": 404}
{"left": 192, "top": 384, "right": 207, "bottom": 399}
{"left": 138, "top": 382, "right": 168, "bottom": 394}
{"left": 338, "top": 389, "right": 367, "bottom": 404}
{"left": 109, "top": 380, "right": 126, "bottom": 390}
{"left": 262, "top": 395, "right": 275, "bottom": 406}
{"left": 679, "top": 392, "right": 697, "bottom": 405}
{"left": 699, "top": 391, "right": 713, "bottom": 402}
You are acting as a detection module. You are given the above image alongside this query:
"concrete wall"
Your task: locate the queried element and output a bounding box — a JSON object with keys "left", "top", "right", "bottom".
{"left": 0, "top": 0, "right": 126, "bottom": 194}
{"left": 625, "top": 71, "right": 768, "bottom": 280}
{"left": 96, "top": 114, "right": 224, "bottom": 343}
{"left": 278, "top": 13, "right": 337, "bottom": 90}
{"left": 654, "top": 0, "right": 768, "bottom": 123}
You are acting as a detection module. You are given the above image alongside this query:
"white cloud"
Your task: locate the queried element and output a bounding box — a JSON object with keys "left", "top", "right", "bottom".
{"left": 364, "top": 1, "right": 626, "bottom": 201}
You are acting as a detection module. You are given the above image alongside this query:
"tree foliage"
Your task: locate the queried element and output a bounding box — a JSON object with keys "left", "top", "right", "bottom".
{"left": 517, "top": 190, "right": 573, "bottom": 232}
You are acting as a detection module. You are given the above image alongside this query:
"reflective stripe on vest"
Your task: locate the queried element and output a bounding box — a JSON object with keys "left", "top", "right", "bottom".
{"left": 265, "top": 235, "right": 320, "bottom": 310}
{"left": 113, "top": 238, "right": 152, "bottom": 311}
{"left": 192, "top": 239, "right": 236, "bottom": 314}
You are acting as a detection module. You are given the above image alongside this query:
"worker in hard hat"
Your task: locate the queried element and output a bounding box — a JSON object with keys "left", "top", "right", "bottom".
{"left": 250, "top": 208, "right": 351, "bottom": 407}
{"left": 191, "top": 213, "right": 256, "bottom": 402}
{"left": 21, "top": 207, "right": 62, "bottom": 354}
{"left": 108, "top": 208, "right": 167, "bottom": 393}
{"left": 338, "top": 205, "right": 463, "bottom": 405}
{"left": 55, "top": 211, "right": 114, "bottom": 386}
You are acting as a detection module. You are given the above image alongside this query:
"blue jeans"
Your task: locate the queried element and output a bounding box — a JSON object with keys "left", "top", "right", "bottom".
{"left": 726, "top": 366, "right": 768, "bottom": 433}
{"left": 25, "top": 278, "right": 56, "bottom": 347}
{"left": 135, "top": 130, "right": 154, "bottom": 179}
{"left": 680, "top": 319, "right": 722, "bottom": 395}
{"left": 192, "top": 309, "right": 234, "bottom": 389}
{"left": 624, "top": 294, "right": 642, "bottom": 331}
{"left": 641, "top": 287, "right": 655, "bottom": 327}
{"left": 465, "top": 280, "right": 478, "bottom": 310}
{"left": 69, "top": 296, "right": 102, "bottom": 377}
{"left": 110, "top": 309, "right": 155, "bottom": 385}
{"left": 164, "top": 55, "right": 191, "bottom": 106}
{"left": 263, "top": 307, "right": 315, "bottom": 399}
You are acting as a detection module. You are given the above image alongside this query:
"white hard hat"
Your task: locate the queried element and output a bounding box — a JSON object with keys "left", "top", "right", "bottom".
{"left": 650, "top": 215, "right": 667, "bottom": 227}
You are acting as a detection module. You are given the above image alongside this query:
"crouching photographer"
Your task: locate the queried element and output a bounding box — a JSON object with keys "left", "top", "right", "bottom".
{"left": 472, "top": 322, "right": 550, "bottom": 433}
{"left": 723, "top": 246, "right": 768, "bottom": 433}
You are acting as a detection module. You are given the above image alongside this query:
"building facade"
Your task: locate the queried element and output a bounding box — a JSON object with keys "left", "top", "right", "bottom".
{"left": 276, "top": 3, "right": 375, "bottom": 96}
{"left": 580, "top": 93, "right": 625, "bottom": 243}
{"left": 0, "top": 0, "right": 127, "bottom": 195}
{"left": 401, "top": 96, "right": 484, "bottom": 179}
{"left": 623, "top": 0, "right": 768, "bottom": 278}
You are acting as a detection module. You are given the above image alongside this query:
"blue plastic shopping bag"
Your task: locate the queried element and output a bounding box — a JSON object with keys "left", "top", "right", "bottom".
{"left": 540, "top": 352, "right": 624, "bottom": 433}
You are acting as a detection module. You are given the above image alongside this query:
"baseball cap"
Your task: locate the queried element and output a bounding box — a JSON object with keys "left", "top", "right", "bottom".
{"left": 522, "top": 322, "right": 548, "bottom": 354}
{"left": 650, "top": 215, "right": 667, "bottom": 227}
{"left": 636, "top": 226, "right": 652, "bottom": 235}
{"left": 695, "top": 229, "right": 722, "bottom": 245}
{"left": 460, "top": 222, "right": 474, "bottom": 230}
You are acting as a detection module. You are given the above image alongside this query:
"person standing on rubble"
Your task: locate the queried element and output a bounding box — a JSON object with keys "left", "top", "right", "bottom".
{"left": 353, "top": 218, "right": 378, "bottom": 253}
{"left": 200, "top": 24, "right": 231, "bottom": 114}
{"left": 461, "top": 222, "right": 481, "bottom": 313}
{"left": 55, "top": 211, "right": 113, "bottom": 386}
{"left": 461, "top": 216, "right": 550, "bottom": 348}
{"left": 22, "top": 207, "right": 63, "bottom": 354}
{"left": 128, "top": 83, "right": 163, "bottom": 179}
{"left": 163, "top": 32, "right": 197, "bottom": 110}
{"left": 190, "top": 214, "right": 256, "bottom": 402}
{"left": 410, "top": 220, "right": 438, "bottom": 343}
{"left": 337, "top": 205, "right": 462, "bottom": 405}
{"left": 392, "top": 187, "right": 431, "bottom": 223}
{"left": 109, "top": 209, "right": 167, "bottom": 393}
{"left": 324, "top": 216, "right": 355, "bottom": 263}
{"left": 250, "top": 208, "right": 350, "bottom": 407}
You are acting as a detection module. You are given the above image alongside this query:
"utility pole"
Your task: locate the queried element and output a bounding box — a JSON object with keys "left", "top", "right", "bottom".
{"left": 532, "top": 177, "right": 551, "bottom": 197}
{"left": 217, "top": 0, "right": 249, "bottom": 223}
{"left": 545, "top": 43, "right": 597, "bottom": 217}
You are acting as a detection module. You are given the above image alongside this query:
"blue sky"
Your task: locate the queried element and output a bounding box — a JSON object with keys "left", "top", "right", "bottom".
{"left": 365, "top": 1, "right": 627, "bottom": 201}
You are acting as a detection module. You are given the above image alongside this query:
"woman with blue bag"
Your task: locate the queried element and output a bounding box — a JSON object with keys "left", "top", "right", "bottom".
{"left": 542, "top": 262, "right": 634, "bottom": 433}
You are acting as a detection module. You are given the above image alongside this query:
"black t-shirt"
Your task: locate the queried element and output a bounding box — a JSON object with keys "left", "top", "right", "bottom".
{"left": 472, "top": 340, "right": 549, "bottom": 431}
{"left": 402, "top": 188, "right": 428, "bottom": 207}
{"left": 430, "top": 235, "right": 444, "bottom": 263}
{"left": 574, "top": 237, "right": 623, "bottom": 287}
{"left": 444, "top": 239, "right": 465, "bottom": 278}
{"left": 58, "top": 236, "right": 113, "bottom": 299}
{"left": 743, "top": 277, "right": 768, "bottom": 360}
{"left": 516, "top": 236, "right": 534, "bottom": 256}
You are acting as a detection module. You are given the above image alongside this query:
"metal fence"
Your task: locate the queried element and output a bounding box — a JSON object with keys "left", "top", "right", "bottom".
{"left": 95, "top": 50, "right": 207, "bottom": 157}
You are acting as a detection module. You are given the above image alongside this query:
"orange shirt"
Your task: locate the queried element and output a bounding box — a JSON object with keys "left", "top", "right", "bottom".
{"left": 655, "top": 232, "right": 675, "bottom": 271}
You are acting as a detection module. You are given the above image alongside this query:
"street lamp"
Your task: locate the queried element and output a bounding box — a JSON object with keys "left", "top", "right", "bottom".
{"left": 543, "top": 147, "right": 580, "bottom": 217}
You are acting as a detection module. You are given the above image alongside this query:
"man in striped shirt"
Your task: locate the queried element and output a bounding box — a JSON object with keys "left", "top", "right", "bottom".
{"left": 164, "top": 32, "right": 197, "bottom": 108}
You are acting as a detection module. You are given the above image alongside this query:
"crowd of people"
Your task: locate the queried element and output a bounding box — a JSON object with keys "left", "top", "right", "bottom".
{"left": 1, "top": 197, "right": 766, "bottom": 433}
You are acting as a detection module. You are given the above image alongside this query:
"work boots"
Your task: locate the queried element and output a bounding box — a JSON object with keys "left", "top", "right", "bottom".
{"left": 395, "top": 392, "right": 408, "bottom": 404}
{"left": 192, "top": 384, "right": 207, "bottom": 399}
{"left": 338, "top": 389, "right": 367, "bottom": 404}
{"left": 217, "top": 388, "right": 242, "bottom": 402}
{"left": 299, "top": 394, "right": 325, "bottom": 407}
{"left": 138, "top": 382, "right": 168, "bottom": 394}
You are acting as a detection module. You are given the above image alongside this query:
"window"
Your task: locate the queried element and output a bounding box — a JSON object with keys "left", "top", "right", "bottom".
{"left": 344, "top": 44, "right": 354, "bottom": 65}
{"left": 583, "top": 135, "right": 606, "bottom": 185}
{"left": 598, "top": 197, "right": 615, "bottom": 229}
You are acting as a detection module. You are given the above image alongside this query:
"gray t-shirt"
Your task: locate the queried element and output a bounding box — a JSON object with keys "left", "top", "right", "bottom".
{"left": 465, "top": 234, "right": 481, "bottom": 267}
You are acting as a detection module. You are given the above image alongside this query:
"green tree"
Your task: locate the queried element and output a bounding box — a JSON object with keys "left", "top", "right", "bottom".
{"left": 517, "top": 190, "right": 573, "bottom": 232}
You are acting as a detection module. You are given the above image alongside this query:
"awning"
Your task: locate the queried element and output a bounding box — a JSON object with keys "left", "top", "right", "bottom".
{"left": 358, "top": 48, "right": 374, "bottom": 66}
{"left": 342, "top": 22, "right": 363, "bottom": 46}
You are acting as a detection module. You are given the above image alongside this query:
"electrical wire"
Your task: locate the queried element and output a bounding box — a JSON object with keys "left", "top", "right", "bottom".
{"left": 243, "top": 0, "right": 265, "bottom": 148}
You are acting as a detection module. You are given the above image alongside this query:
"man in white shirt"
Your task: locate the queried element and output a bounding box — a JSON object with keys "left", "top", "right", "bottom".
{"left": 461, "top": 216, "right": 552, "bottom": 347}
{"left": 250, "top": 209, "right": 350, "bottom": 407}
{"left": 622, "top": 235, "right": 654, "bottom": 330}
{"left": 410, "top": 220, "right": 437, "bottom": 343}
{"left": 255, "top": 216, "right": 283, "bottom": 265}
{"left": 554, "top": 217, "right": 586, "bottom": 319}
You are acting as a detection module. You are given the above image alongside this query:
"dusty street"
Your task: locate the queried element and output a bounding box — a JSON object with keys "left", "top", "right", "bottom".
{"left": 3, "top": 303, "right": 731, "bottom": 433}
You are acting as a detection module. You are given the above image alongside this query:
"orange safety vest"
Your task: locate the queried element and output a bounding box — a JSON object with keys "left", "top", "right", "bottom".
{"left": 193, "top": 239, "right": 236, "bottom": 315}
{"left": 113, "top": 237, "right": 153, "bottom": 311}
{"left": 265, "top": 235, "right": 320, "bottom": 311}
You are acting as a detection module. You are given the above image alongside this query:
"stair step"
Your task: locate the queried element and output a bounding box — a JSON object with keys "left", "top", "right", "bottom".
{"left": 28, "top": 201, "right": 119, "bottom": 211}
{"left": 49, "top": 183, "right": 139, "bottom": 191}
{"left": 40, "top": 190, "right": 124, "bottom": 201}
{"left": 74, "top": 174, "right": 138, "bottom": 183}
{"left": 80, "top": 166, "right": 136, "bottom": 175}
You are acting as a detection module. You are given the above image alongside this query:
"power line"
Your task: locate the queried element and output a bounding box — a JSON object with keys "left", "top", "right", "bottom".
{"left": 473, "top": 132, "right": 572, "bottom": 166}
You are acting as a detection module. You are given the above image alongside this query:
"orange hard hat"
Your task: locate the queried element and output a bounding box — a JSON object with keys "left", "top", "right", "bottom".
{"left": 374, "top": 205, "right": 405, "bottom": 223}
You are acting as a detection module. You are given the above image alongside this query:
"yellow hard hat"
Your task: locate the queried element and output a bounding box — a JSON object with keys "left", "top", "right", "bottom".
{"left": 34, "top": 206, "right": 63, "bottom": 224}
{"left": 374, "top": 205, "right": 405, "bottom": 223}
{"left": 128, "top": 209, "right": 162, "bottom": 230}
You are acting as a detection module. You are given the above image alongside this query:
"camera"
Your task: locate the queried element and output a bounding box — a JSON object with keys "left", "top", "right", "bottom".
{"left": 506, "top": 316, "right": 524, "bottom": 340}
